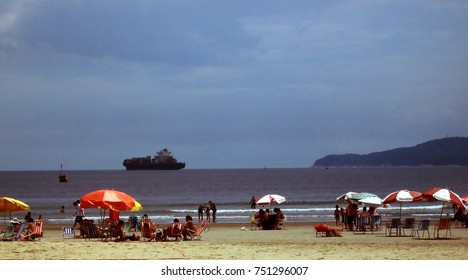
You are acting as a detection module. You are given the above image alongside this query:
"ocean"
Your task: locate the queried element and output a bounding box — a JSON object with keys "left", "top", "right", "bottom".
{"left": 1, "top": 167, "right": 467, "bottom": 225}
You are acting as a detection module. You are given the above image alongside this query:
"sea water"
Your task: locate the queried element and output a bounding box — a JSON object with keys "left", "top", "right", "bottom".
{"left": 0, "top": 167, "right": 467, "bottom": 225}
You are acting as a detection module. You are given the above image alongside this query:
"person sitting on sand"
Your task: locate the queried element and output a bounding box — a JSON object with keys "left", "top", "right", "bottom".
{"left": 114, "top": 220, "right": 140, "bottom": 242}
{"left": 454, "top": 207, "right": 468, "bottom": 227}
{"left": 140, "top": 214, "right": 157, "bottom": 232}
{"left": 274, "top": 208, "right": 285, "bottom": 228}
{"left": 18, "top": 218, "right": 35, "bottom": 241}
{"left": 254, "top": 209, "right": 269, "bottom": 229}
{"left": 182, "top": 215, "right": 197, "bottom": 240}
{"left": 163, "top": 218, "right": 183, "bottom": 241}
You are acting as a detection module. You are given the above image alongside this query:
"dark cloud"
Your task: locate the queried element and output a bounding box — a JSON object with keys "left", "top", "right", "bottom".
{"left": 0, "top": 1, "right": 467, "bottom": 170}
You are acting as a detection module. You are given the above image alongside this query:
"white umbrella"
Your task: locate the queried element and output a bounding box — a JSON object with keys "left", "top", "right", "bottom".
{"left": 256, "top": 194, "right": 286, "bottom": 207}
{"left": 336, "top": 192, "right": 358, "bottom": 203}
{"left": 359, "top": 196, "right": 386, "bottom": 208}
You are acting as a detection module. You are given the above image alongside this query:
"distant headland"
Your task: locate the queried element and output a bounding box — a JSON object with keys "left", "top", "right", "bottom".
{"left": 313, "top": 137, "right": 468, "bottom": 167}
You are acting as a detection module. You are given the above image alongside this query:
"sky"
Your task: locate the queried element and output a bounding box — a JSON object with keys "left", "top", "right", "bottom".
{"left": 1, "top": 0, "right": 467, "bottom": 170}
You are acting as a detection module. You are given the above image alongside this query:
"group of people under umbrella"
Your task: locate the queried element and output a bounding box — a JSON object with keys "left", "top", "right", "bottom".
{"left": 336, "top": 187, "right": 468, "bottom": 231}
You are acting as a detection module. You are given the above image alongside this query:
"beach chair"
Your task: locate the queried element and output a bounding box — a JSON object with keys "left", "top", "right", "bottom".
{"left": 79, "top": 219, "right": 95, "bottom": 238}
{"left": 414, "top": 220, "right": 430, "bottom": 239}
{"left": 314, "top": 223, "right": 343, "bottom": 237}
{"left": 1, "top": 225, "right": 16, "bottom": 241}
{"left": 353, "top": 216, "right": 370, "bottom": 234}
{"left": 314, "top": 224, "right": 331, "bottom": 237}
{"left": 140, "top": 220, "right": 157, "bottom": 241}
{"left": 434, "top": 218, "right": 451, "bottom": 239}
{"left": 81, "top": 222, "right": 101, "bottom": 241}
{"left": 101, "top": 221, "right": 121, "bottom": 241}
{"left": 372, "top": 215, "right": 382, "bottom": 231}
{"left": 28, "top": 220, "right": 44, "bottom": 240}
{"left": 13, "top": 223, "right": 26, "bottom": 241}
{"left": 400, "top": 218, "right": 416, "bottom": 236}
{"left": 385, "top": 218, "right": 401, "bottom": 237}
{"left": 123, "top": 222, "right": 133, "bottom": 236}
{"left": 187, "top": 221, "right": 208, "bottom": 241}
{"left": 62, "top": 227, "right": 75, "bottom": 239}
{"left": 164, "top": 222, "right": 183, "bottom": 241}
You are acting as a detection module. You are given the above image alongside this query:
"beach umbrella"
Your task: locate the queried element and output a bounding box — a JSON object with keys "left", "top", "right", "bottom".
{"left": 382, "top": 190, "right": 422, "bottom": 219}
{"left": 131, "top": 200, "right": 143, "bottom": 211}
{"left": 80, "top": 189, "right": 141, "bottom": 224}
{"left": 336, "top": 192, "right": 358, "bottom": 203}
{"left": 355, "top": 192, "right": 378, "bottom": 201}
{"left": 0, "top": 197, "right": 30, "bottom": 212}
{"left": 422, "top": 187, "right": 465, "bottom": 219}
{"left": 358, "top": 196, "right": 386, "bottom": 208}
{"left": 0, "top": 197, "right": 30, "bottom": 225}
{"left": 256, "top": 194, "right": 286, "bottom": 207}
{"left": 80, "top": 189, "right": 137, "bottom": 211}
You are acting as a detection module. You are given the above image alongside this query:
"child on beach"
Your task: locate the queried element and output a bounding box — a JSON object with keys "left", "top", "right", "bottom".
{"left": 204, "top": 204, "right": 211, "bottom": 222}
{"left": 334, "top": 205, "right": 340, "bottom": 226}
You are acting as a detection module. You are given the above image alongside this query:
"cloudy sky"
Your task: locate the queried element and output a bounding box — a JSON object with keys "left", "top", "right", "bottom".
{"left": 1, "top": 1, "right": 467, "bottom": 170}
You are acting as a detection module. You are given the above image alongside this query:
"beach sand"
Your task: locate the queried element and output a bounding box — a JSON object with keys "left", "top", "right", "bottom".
{"left": 1, "top": 221, "right": 467, "bottom": 260}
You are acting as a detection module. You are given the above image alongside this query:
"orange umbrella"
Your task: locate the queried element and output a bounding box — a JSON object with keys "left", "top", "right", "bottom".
{"left": 80, "top": 189, "right": 137, "bottom": 211}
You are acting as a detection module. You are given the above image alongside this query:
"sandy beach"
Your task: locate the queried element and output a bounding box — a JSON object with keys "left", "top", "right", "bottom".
{"left": 1, "top": 221, "right": 467, "bottom": 260}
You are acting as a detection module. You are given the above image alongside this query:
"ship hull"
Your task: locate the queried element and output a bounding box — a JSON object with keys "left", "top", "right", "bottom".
{"left": 123, "top": 162, "right": 185, "bottom": 170}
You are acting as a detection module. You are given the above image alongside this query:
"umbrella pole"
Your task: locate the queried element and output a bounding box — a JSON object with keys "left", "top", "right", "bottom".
{"left": 439, "top": 202, "right": 445, "bottom": 220}
{"left": 399, "top": 202, "right": 402, "bottom": 220}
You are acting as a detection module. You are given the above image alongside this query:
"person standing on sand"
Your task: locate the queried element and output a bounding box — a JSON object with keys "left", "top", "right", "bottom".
{"left": 340, "top": 207, "right": 347, "bottom": 229}
{"left": 346, "top": 202, "right": 358, "bottom": 231}
{"left": 198, "top": 204, "right": 204, "bottom": 222}
{"left": 72, "top": 200, "right": 84, "bottom": 229}
{"left": 204, "top": 203, "right": 211, "bottom": 222}
{"left": 209, "top": 201, "right": 217, "bottom": 223}
{"left": 334, "top": 205, "right": 340, "bottom": 226}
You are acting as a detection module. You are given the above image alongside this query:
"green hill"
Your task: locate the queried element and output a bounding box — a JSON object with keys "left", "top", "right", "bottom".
{"left": 313, "top": 137, "right": 468, "bottom": 167}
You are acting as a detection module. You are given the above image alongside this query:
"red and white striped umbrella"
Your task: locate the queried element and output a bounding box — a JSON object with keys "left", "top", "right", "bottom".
{"left": 382, "top": 190, "right": 422, "bottom": 219}
{"left": 382, "top": 190, "right": 422, "bottom": 204}
{"left": 256, "top": 194, "right": 286, "bottom": 206}
{"left": 422, "top": 187, "right": 465, "bottom": 212}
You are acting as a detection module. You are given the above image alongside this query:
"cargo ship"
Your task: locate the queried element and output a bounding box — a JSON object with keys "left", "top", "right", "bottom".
{"left": 123, "top": 149, "right": 185, "bottom": 170}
